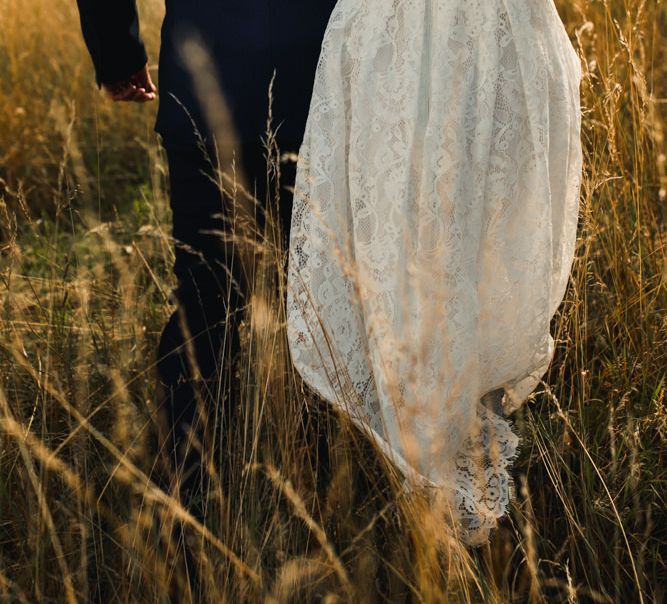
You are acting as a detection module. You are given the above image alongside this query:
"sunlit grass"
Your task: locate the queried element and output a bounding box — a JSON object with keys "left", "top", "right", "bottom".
{"left": 0, "top": 0, "right": 665, "bottom": 601}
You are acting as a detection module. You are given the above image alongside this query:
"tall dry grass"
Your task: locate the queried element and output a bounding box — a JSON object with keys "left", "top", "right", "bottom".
{"left": 0, "top": 0, "right": 665, "bottom": 602}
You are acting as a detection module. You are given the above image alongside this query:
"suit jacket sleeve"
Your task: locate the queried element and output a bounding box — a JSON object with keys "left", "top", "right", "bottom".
{"left": 76, "top": 0, "right": 148, "bottom": 86}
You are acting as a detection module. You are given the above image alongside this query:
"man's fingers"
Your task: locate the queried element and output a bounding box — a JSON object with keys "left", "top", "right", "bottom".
{"left": 129, "top": 88, "right": 156, "bottom": 102}
{"left": 137, "top": 91, "right": 156, "bottom": 102}
{"left": 125, "top": 87, "right": 147, "bottom": 102}
{"left": 108, "top": 83, "right": 137, "bottom": 101}
{"left": 129, "top": 65, "right": 157, "bottom": 94}
{"left": 131, "top": 75, "right": 156, "bottom": 94}
{"left": 132, "top": 90, "right": 156, "bottom": 103}
{"left": 110, "top": 84, "right": 153, "bottom": 102}
{"left": 104, "top": 69, "right": 156, "bottom": 102}
{"left": 103, "top": 64, "right": 156, "bottom": 103}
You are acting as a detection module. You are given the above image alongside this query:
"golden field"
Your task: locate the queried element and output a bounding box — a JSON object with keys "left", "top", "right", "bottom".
{"left": 0, "top": 0, "right": 665, "bottom": 602}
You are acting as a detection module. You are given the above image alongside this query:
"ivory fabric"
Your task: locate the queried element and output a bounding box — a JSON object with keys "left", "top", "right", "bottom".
{"left": 286, "top": 0, "right": 582, "bottom": 545}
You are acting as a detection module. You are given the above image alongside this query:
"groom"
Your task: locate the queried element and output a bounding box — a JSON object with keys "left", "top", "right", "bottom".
{"left": 75, "top": 1, "right": 336, "bottom": 509}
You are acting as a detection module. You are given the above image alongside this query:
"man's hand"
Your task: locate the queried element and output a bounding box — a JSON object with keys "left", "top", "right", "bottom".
{"left": 103, "top": 64, "right": 156, "bottom": 102}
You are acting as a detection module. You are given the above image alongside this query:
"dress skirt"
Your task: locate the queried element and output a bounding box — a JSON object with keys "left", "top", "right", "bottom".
{"left": 286, "top": 0, "right": 582, "bottom": 545}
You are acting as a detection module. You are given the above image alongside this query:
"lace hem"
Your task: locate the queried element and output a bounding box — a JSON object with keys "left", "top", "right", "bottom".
{"left": 449, "top": 399, "right": 521, "bottom": 546}
{"left": 398, "top": 394, "right": 521, "bottom": 547}
{"left": 318, "top": 386, "right": 522, "bottom": 547}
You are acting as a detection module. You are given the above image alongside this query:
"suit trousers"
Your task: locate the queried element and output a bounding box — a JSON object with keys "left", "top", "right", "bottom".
{"left": 155, "top": 138, "right": 297, "bottom": 508}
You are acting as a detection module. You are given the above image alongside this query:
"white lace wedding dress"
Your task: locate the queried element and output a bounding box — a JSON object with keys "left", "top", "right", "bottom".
{"left": 286, "top": 0, "right": 582, "bottom": 545}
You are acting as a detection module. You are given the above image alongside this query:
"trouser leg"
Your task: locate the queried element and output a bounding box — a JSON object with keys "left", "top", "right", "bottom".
{"left": 156, "top": 142, "right": 246, "bottom": 510}
{"left": 154, "top": 134, "right": 297, "bottom": 499}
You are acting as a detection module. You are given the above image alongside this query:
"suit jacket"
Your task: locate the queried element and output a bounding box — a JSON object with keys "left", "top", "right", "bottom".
{"left": 76, "top": 0, "right": 337, "bottom": 146}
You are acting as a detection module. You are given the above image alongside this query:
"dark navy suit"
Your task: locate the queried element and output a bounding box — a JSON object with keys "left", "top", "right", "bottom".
{"left": 76, "top": 0, "right": 336, "bottom": 517}
{"left": 76, "top": 1, "right": 335, "bottom": 144}
{"left": 155, "top": 1, "right": 336, "bottom": 146}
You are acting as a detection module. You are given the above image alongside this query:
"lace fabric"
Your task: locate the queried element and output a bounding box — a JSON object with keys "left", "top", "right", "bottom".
{"left": 286, "top": 0, "right": 582, "bottom": 544}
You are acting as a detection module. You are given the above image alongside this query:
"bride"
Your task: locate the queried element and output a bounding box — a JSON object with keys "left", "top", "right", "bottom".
{"left": 286, "top": 0, "right": 582, "bottom": 545}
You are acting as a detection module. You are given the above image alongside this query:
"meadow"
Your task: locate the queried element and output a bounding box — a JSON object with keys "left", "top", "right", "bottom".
{"left": 0, "top": 0, "right": 665, "bottom": 602}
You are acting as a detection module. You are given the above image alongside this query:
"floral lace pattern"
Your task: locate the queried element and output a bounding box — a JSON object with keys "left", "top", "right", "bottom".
{"left": 286, "top": 0, "right": 582, "bottom": 545}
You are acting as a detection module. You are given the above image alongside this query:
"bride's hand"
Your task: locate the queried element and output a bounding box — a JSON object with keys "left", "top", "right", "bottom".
{"left": 103, "top": 64, "right": 156, "bottom": 103}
